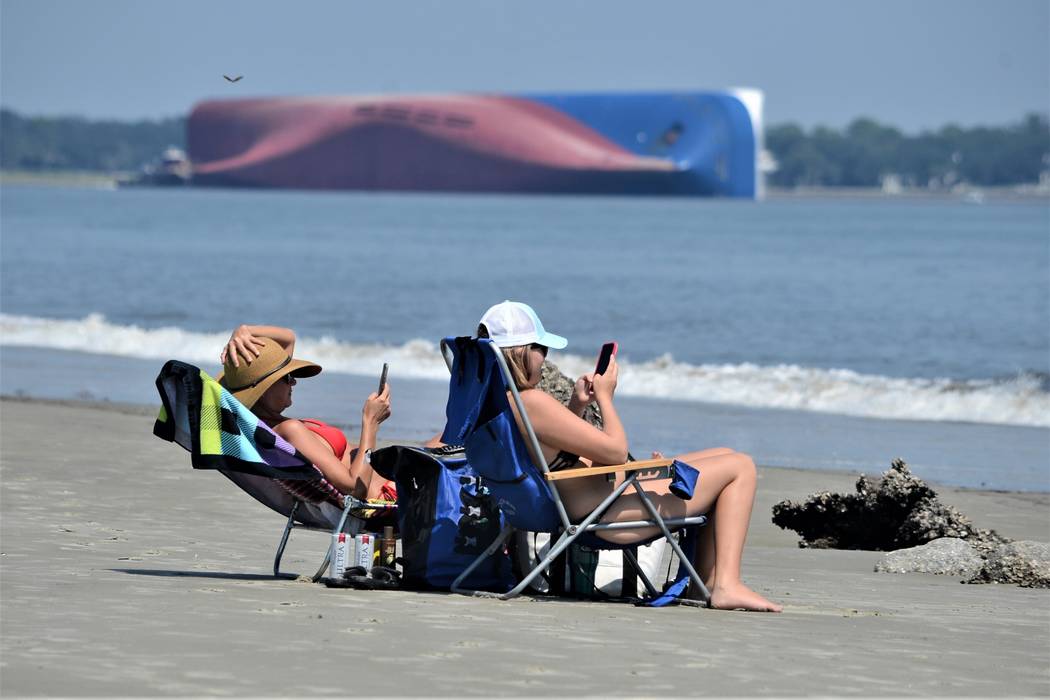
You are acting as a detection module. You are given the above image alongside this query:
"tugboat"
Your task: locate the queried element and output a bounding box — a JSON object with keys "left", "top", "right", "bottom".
{"left": 119, "top": 146, "right": 191, "bottom": 187}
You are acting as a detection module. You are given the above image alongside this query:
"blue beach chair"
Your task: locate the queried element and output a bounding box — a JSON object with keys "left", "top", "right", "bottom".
{"left": 438, "top": 337, "right": 711, "bottom": 603}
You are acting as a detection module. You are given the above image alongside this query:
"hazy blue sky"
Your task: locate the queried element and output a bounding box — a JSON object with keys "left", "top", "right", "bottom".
{"left": 2, "top": 0, "right": 1047, "bottom": 131}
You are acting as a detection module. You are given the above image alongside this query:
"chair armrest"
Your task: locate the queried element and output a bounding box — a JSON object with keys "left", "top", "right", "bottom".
{"left": 544, "top": 457, "right": 674, "bottom": 481}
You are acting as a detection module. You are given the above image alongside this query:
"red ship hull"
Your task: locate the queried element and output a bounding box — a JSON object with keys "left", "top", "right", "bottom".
{"left": 187, "top": 92, "right": 760, "bottom": 196}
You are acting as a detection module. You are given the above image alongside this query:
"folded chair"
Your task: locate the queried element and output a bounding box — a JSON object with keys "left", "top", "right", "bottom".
{"left": 439, "top": 337, "right": 711, "bottom": 603}
{"left": 153, "top": 360, "right": 395, "bottom": 581}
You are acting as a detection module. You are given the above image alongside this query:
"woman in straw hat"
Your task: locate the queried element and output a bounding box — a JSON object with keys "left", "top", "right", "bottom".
{"left": 219, "top": 324, "right": 393, "bottom": 501}
{"left": 476, "top": 301, "right": 781, "bottom": 612}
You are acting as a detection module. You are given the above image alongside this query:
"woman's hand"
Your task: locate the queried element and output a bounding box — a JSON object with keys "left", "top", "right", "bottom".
{"left": 567, "top": 373, "right": 596, "bottom": 415}
{"left": 362, "top": 383, "right": 392, "bottom": 427}
{"left": 220, "top": 324, "right": 266, "bottom": 367}
{"left": 591, "top": 355, "right": 619, "bottom": 401}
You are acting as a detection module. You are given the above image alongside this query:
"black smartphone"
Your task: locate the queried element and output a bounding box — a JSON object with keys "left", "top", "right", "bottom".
{"left": 595, "top": 342, "right": 618, "bottom": 375}
{"left": 378, "top": 362, "right": 388, "bottom": 394}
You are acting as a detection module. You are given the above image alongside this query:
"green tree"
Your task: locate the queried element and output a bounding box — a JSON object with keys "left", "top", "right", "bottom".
{"left": 1, "top": 109, "right": 185, "bottom": 172}
{"left": 764, "top": 113, "right": 1048, "bottom": 188}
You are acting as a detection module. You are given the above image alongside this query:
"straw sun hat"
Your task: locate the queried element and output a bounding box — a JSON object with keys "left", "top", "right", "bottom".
{"left": 217, "top": 338, "right": 321, "bottom": 409}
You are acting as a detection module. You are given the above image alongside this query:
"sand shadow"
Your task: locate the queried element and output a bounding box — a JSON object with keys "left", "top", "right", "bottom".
{"left": 111, "top": 568, "right": 296, "bottom": 581}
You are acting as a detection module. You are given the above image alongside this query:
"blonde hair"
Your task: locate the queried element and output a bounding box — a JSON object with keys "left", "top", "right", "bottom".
{"left": 477, "top": 324, "right": 532, "bottom": 391}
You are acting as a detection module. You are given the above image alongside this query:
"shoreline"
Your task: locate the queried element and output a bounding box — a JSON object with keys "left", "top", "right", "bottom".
{"left": 3, "top": 392, "right": 1044, "bottom": 498}
{"left": 765, "top": 184, "right": 1050, "bottom": 201}
{"left": 4, "top": 338, "right": 1049, "bottom": 493}
{"left": 6, "top": 341, "right": 1047, "bottom": 492}
{"left": 1, "top": 397, "right": 1047, "bottom": 696}
{"left": 3, "top": 170, "right": 1048, "bottom": 201}
{"left": 0, "top": 169, "right": 122, "bottom": 188}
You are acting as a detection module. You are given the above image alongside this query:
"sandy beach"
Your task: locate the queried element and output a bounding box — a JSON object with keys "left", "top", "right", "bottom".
{"left": 2, "top": 397, "right": 1048, "bottom": 697}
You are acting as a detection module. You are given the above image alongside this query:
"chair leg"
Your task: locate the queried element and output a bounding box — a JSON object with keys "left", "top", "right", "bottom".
{"left": 497, "top": 477, "right": 637, "bottom": 599}
{"left": 451, "top": 524, "right": 514, "bottom": 596}
{"left": 312, "top": 499, "right": 356, "bottom": 583}
{"left": 630, "top": 479, "right": 711, "bottom": 603}
{"left": 621, "top": 546, "right": 659, "bottom": 598}
{"left": 311, "top": 549, "right": 332, "bottom": 583}
{"left": 274, "top": 501, "right": 300, "bottom": 578}
{"left": 550, "top": 547, "right": 568, "bottom": 597}
{"left": 498, "top": 527, "right": 586, "bottom": 600}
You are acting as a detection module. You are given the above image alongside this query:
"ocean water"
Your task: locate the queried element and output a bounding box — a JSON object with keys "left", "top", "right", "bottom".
{"left": 2, "top": 184, "right": 1048, "bottom": 490}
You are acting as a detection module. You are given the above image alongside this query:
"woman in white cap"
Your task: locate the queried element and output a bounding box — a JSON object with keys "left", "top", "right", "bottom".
{"left": 219, "top": 324, "right": 394, "bottom": 502}
{"left": 477, "top": 301, "right": 781, "bottom": 612}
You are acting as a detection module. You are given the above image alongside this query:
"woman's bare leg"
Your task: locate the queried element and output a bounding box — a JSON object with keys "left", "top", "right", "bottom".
{"left": 577, "top": 448, "right": 781, "bottom": 612}
{"left": 673, "top": 449, "right": 731, "bottom": 590}
{"left": 683, "top": 452, "right": 781, "bottom": 612}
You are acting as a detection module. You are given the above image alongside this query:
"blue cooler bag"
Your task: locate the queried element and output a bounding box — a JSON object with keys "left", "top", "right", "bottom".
{"left": 370, "top": 444, "right": 514, "bottom": 592}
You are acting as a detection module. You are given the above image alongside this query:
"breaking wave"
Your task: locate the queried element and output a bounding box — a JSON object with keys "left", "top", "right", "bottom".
{"left": 2, "top": 313, "right": 1047, "bottom": 427}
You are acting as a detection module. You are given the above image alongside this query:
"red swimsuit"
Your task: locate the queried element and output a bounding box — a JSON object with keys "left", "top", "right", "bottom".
{"left": 301, "top": 419, "right": 397, "bottom": 502}
{"left": 301, "top": 419, "right": 348, "bottom": 459}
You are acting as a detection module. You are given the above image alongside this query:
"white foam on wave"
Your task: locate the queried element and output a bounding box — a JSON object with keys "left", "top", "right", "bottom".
{"left": 2, "top": 313, "right": 1047, "bottom": 427}
{"left": 553, "top": 353, "right": 1049, "bottom": 428}
{"left": 0, "top": 313, "right": 452, "bottom": 380}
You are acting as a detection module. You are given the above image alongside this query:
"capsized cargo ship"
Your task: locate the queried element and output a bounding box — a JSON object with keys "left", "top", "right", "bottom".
{"left": 188, "top": 89, "right": 764, "bottom": 198}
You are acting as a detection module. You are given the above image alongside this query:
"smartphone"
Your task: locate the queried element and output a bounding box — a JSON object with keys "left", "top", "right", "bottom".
{"left": 378, "top": 363, "right": 389, "bottom": 394}
{"left": 594, "top": 342, "right": 618, "bottom": 375}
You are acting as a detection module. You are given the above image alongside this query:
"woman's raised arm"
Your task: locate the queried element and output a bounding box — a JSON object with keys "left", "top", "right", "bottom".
{"left": 342, "top": 382, "right": 392, "bottom": 499}
{"left": 221, "top": 324, "right": 297, "bottom": 367}
{"left": 524, "top": 391, "right": 629, "bottom": 466}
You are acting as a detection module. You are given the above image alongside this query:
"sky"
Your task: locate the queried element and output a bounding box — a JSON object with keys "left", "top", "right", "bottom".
{"left": 2, "top": 0, "right": 1047, "bottom": 132}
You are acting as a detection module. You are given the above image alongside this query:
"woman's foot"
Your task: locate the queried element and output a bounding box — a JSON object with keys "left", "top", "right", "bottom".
{"left": 709, "top": 582, "right": 783, "bottom": 612}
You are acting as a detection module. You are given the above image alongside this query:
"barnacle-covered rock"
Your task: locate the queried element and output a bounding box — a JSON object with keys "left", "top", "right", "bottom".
{"left": 771, "top": 459, "right": 1003, "bottom": 552}
{"left": 771, "top": 458, "right": 1044, "bottom": 587}
{"left": 538, "top": 360, "right": 603, "bottom": 428}
{"left": 968, "top": 541, "right": 1050, "bottom": 588}
{"left": 874, "top": 538, "right": 984, "bottom": 577}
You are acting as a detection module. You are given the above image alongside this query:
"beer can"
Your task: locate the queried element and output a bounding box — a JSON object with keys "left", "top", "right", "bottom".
{"left": 330, "top": 532, "right": 351, "bottom": 578}
{"left": 354, "top": 533, "right": 375, "bottom": 570}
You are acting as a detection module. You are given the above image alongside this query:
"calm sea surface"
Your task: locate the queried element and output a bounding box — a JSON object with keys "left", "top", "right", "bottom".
{"left": 2, "top": 184, "right": 1048, "bottom": 489}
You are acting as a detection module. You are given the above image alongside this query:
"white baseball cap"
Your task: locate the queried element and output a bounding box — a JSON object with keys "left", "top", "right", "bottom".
{"left": 478, "top": 300, "right": 568, "bottom": 349}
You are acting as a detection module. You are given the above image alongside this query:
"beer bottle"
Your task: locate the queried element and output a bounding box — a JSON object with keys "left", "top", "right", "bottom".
{"left": 380, "top": 525, "right": 396, "bottom": 568}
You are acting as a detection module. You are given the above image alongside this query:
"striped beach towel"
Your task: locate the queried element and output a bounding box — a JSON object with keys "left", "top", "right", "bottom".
{"left": 154, "top": 359, "right": 319, "bottom": 481}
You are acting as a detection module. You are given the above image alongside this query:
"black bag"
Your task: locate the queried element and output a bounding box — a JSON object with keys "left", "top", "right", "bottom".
{"left": 370, "top": 445, "right": 514, "bottom": 591}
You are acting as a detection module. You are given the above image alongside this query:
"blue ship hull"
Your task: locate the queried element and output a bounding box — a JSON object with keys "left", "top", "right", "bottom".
{"left": 526, "top": 91, "right": 762, "bottom": 198}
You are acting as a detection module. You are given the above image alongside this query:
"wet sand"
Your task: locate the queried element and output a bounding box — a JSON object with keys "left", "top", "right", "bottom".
{"left": 2, "top": 398, "right": 1048, "bottom": 696}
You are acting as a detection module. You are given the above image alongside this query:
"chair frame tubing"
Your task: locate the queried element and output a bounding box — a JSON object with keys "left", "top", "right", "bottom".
{"left": 272, "top": 495, "right": 395, "bottom": 582}
{"left": 442, "top": 338, "right": 711, "bottom": 603}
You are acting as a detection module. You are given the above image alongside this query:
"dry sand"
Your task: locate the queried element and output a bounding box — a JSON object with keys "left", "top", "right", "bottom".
{"left": 2, "top": 398, "right": 1048, "bottom": 697}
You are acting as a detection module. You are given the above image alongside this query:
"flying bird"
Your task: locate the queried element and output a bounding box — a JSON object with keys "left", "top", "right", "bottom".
{"left": 223, "top": 75, "right": 243, "bottom": 83}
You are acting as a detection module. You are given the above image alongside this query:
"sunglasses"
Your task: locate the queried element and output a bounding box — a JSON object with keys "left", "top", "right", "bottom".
{"left": 281, "top": 373, "right": 296, "bottom": 385}
{"left": 530, "top": 343, "right": 548, "bottom": 357}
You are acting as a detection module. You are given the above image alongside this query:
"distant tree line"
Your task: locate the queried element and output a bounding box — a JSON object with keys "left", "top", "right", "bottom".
{"left": 2, "top": 107, "right": 1048, "bottom": 187}
{"left": 766, "top": 113, "right": 1049, "bottom": 188}
{"left": 0, "top": 109, "right": 184, "bottom": 172}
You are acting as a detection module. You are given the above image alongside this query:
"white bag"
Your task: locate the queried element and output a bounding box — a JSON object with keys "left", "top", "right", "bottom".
{"left": 513, "top": 531, "right": 667, "bottom": 596}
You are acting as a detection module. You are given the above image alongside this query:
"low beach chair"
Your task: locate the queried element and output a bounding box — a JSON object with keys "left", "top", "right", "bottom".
{"left": 438, "top": 337, "right": 711, "bottom": 603}
{"left": 153, "top": 360, "right": 394, "bottom": 581}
